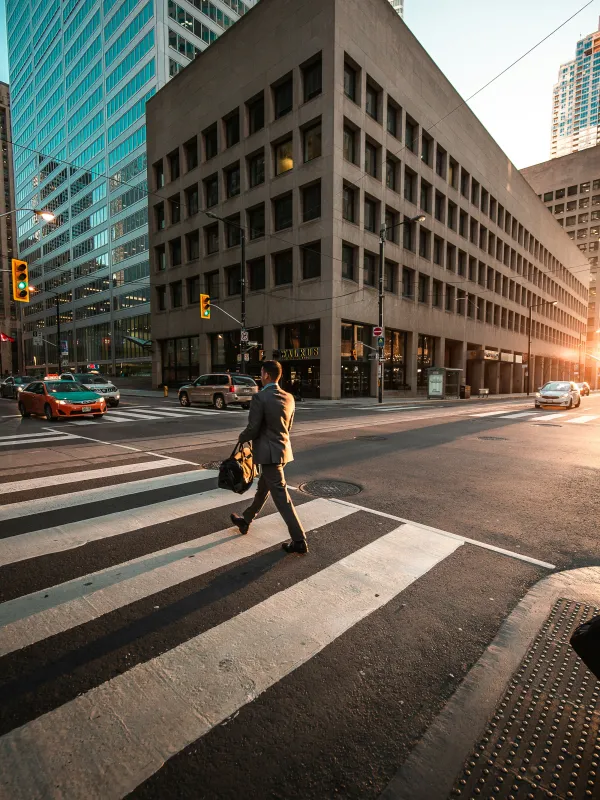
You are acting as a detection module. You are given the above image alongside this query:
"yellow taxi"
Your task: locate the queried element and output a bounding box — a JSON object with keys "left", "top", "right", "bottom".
{"left": 18, "top": 379, "right": 106, "bottom": 421}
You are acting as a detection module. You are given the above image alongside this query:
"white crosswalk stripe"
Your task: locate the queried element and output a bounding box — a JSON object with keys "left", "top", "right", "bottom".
{"left": 566, "top": 414, "right": 600, "bottom": 424}
{"left": 66, "top": 405, "right": 235, "bottom": 425}
{"left": 0, "top": 455, "right": 554, "bottom": 798}
{"left": 0, "top": 430, "right": 79, "bottom": 447}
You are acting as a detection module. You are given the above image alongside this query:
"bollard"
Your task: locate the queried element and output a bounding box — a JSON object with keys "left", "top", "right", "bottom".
{"left": 163, "top": 385, "right": 168, "bottom": 397}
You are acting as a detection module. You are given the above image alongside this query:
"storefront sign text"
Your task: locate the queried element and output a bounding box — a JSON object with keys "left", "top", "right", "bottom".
{"left": 276, "top": 347, "right": 320, "bottom": 360}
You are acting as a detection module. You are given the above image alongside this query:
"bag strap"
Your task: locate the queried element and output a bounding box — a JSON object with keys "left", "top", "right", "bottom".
{"left": 230, "top": 441, "right": 253, "bottom": 458}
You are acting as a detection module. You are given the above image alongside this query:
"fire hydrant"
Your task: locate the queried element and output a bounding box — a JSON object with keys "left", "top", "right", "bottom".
{"left": 163, "top": 385, "right": 168, "bottom": 397}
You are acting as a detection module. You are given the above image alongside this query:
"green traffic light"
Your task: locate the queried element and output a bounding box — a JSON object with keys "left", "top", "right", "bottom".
{"left": 17, "top": 281, "right": 27, "bottom": 290}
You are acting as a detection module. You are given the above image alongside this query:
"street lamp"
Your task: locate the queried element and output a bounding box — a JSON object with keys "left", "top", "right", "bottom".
{"left": 526, "top": 299, "right": 558, "bottom": 396}
{"left": 378, "top": 213, "right": 426, "bottom": 403}
{"left": 204, "top": 210, "right": 247, "bottom": 374}
{"left": 0, "top": 207, "right": 55, "bottom": 222}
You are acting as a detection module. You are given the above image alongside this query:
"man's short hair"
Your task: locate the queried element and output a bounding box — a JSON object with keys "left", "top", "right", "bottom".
{"left": 262, "top": 360, "right": 282, "bottom": 383}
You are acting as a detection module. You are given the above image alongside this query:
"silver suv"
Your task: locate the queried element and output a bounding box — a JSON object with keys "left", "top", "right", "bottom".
{"left": 60, "top": 373, "right": 120, "bottom": 407}
{"left": 178, "top": 373, "right": 258, "bottom": 410}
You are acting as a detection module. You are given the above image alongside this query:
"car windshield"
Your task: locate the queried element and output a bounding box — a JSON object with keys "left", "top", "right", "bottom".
{"left": 76, "top": 375, "right": 108, "bottom": 384}
{"left": 542, "top": 382, "right": 571, "bottom": 392}
{"left": 13, "top": 377, "right": 27, "bottom": 383}
{"left": 232, "top": 376, "right": 257, "bottom": 386}
{"left": 46, "top": 382, "right": 89, "bottom": 393}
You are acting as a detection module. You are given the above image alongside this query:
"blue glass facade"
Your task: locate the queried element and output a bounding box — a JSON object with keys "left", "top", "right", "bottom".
{"left": 7, "top": 0, "right": 255, "bottom": 374}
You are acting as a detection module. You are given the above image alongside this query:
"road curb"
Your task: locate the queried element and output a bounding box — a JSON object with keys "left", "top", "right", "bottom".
{"left": 379, "top": 566, "right": 600, "bottom": 800}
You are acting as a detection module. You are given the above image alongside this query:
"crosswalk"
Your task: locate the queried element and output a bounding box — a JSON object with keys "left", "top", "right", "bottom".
{"left": 0, "top": 430, "right": 80, "bottom": 448}
{"left": 65, "top": 404, "right": 247, "bottom": 426}
{"left": 470, "top": 408, "right": 600, "bottom": 425}
{"left": 0, "top": 450, "right": 552, "bottom": 797}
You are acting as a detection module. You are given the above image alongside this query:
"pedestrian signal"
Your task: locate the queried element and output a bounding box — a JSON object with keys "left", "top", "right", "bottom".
{"left": 11, "top": 259, "right": 29, "bottom": 302}
{"left": 200, "top": 294, "right": 211, "bottom": 319}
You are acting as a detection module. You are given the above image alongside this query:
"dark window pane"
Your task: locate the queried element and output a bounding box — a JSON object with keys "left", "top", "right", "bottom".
{"left": 248, "top": 152, "right": 265, "bottom": 187}
{"left": 226, "top": 164, "right": 241, "bottom": 197}
{"left": 302, "top": 182, "right": 321, "bottom": 221}
{"left": 205, "top": 175, "right": 218, "bottom": 207}
{"left": 366, "top": 84, "right": 378, "bottom": 119}
{"left": 248, "top": 94, "right": 265, "bottom": 134}
{"left": 342, "top": 244, "right": 355, "bottom": 280}
{"left": 274, "top": 194, "right": 293, "bottom": 230}
{"left": 302, "top": 242, "right": 321, "bottom": 279}
{"left": 303, "top": 124, "right": 321, "bottom": 162}
{"left": 274, "top": 77, "right": 293, "bottom": 119}
{"left": 248, "top": 204, "right": 265, "bottom": 239}
{"left": 343, "top": 186, "right": 355, "bottom": 222}
{"left": 364, "top": 252, "right": 376, "bottom": 286}
{"left": 343, "top": 127, "right": 356, "bottom": 163}
{"left": 344, "top": 63, "right": 356, "bottom": 101}
{"left": 273, "top": 250, "right": 293, "bottom": 285}
{"left": 203, "top": 125, "right": 218, "bottom": 160}
{"left": 303, "top": 60, "right": 322, "bottom": 102}
{"left": 226, "top": 265, "right": 241, "bottom": 295}
{"left": 225, "top": 110, "right": 240, "bottom": 148}
{"left": 249, "top": 257, "right": 266, "bottom": 291}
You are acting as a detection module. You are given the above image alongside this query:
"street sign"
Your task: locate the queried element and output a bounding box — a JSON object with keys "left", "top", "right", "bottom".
{"left": 377, "top": 336, "right": 385, "bottom": 348}
{"left": 60, "top": 341, "right": 68, "bottom": 355}
{"left": 32, "top": 330, "right": 42, "bottom": 343}
{"left": 373, "top": 326, "right": 383, "bottom": 337}
{"left": 244, "top": 353, "right": 249, "bottom": 361}
{"left": 240, "top": 330, "right": 249, "bottom": 343}
{"left": 368, "top": 353, "right": 379, "bottom": 360}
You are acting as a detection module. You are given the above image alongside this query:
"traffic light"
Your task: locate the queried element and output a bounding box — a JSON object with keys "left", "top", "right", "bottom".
{"left": 200, "top": 294, "right": 211, "bottom": 319}
{"left": 11, "top": 259, "right": 29, "bottom": 302}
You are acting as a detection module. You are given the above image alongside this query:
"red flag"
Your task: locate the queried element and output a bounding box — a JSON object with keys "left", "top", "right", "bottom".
{"left": 0, "top": 333, "right": 15, "bottom": 343}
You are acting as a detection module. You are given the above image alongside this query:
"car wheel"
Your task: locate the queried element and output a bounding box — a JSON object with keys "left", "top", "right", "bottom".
{"left": 18, "top": 402, "right": 29, "bottom": 418}
{"left": 567, "top": 398, "right": 573, "bottom": 410}
{"left": 44, "top": 403, "right": 57, "bottom": 421}
{"left": 213, "top": 393, "right": 226, "bottom": 410}
{"left": 179, "top": 392, "right": 190, "bottom": 407}
{"left": 576, "top": 397, "right": 581, "bottom": 408}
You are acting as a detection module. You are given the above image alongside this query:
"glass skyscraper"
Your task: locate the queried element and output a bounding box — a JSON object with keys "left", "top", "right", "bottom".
{"left": 551, "top": 23, "right": 600, "bottom": 159}
{"left": 6, "top": 0, "right": 256, "bottom": 375}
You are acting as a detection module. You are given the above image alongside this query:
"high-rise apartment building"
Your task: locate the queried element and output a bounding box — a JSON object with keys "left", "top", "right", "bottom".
{"left": 147, "top": 0, "right": 589, "bottom": 398}
{"left": 6, "top": 0, "right": 256, "bottom": 376}
{"left": 0, "top": 82, "right": 19, "bottom": 375}
{"left": 551, "top": 21, "right": 600, "bottom": 159}
{"left": 388, "top": 0, "right": 404, "bottom": 16}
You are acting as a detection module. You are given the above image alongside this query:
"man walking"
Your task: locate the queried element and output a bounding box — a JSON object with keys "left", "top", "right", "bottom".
{"left": 230, "top": 360, "right": 308, "bottom": 554}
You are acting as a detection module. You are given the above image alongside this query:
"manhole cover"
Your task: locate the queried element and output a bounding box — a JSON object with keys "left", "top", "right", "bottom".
{"left": 534, "top": 423, "right": 562, "bottom": 427}
{"left": 451, "top": 598, "right": 600, "bottom": 799}
{"left": 354, "top": 435, "right": 388, "bottom": 441}
{"left": 299, "top": 479, "right": 362, "bottom": 498}
{"left": 201, "top": 461, "right": 222, "bottom": 470}
{"left": 477, "top": 436, "right": 507, "bottom": 441}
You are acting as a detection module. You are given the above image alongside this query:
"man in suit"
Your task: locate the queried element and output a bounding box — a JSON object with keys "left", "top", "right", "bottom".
{"left": 230, "top": 360, "right": 308, "bottom": 554}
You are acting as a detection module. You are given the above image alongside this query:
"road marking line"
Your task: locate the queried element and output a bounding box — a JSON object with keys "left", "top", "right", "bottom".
{"left": 372, "top": 406, "right": 421, "bottom": 412}
{"left": 0, "top": 486, "right": 256, "bottom": 568}
{"left": 162, "top": 407, "right": 223, "bottom": 415}
{"left": 566, "top": 414, "right": 599, "bottom": 424}
{"left": 0, "top": 457, "right": 190, "bottom": 497}
{"left": 0, "top": 434, "right": 78, "bottom": 448}
{"left": 533, "top": 413, "right": 566, "bottom": 421}
{"left": 470, "top": 410, "right": 516, "bottom": 417}
{"left": 0, "top": 431, "right": 63, "bottom": 442}
{"left": 100, "top": 411, "right": 165, "bottom": 421}
{"left": 0, "top": 469, "right": 217, "bottom": 522}
{"left": 329, "top": 499, "right": 556, "bottom": 570}
{"left": 40, "top": 430, "right": 203, "bottom": 466}
{"left": 0, "top": 499, "right": 356, "bottom": 656}
{"left": 0, "top": 523, "right": 460, "bottom": 799}
{"left": 499, "top": 411, "right": 540, "bottom": 418}
{"left": 110, "top": 409, "right": 195, "bottom": 419}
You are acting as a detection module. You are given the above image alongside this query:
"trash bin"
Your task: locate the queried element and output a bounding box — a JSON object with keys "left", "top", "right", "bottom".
{"left": 460, "top": 384, "right": 471, "bottom": 399}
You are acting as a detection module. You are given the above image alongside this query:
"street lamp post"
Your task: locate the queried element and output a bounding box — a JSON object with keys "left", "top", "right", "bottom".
{"left": 378, "top": 213, "right": 426, "bottom": 404}
{"left": 526, "top": 299, "right": 558, "bottom": 396}
{"left": 0, "top": 208, "right": 55, "bottom": 222}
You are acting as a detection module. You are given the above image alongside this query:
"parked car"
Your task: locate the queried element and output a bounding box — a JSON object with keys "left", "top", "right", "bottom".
{"left": 178, "top": 373, "right": 258, "bottom": 410}
{"left": 60, "top": 373, "right": 120, "bottom": 406}
{"left": 535, "top": 381, "right": 581, "bottom": 409}
{"left": 576, "top": 381, "right": 591, "bottom": 397}
{"left": 0, "top": 376, "right": 29, "bottom": 399}
{"left": 19, "top": 380, "right": 106, "bottom": 421}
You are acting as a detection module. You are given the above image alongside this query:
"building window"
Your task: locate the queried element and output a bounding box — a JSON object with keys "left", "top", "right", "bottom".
{"left": 226, "top": 215, "right": 241, "bottom": 248}
{"left": 170, "top": 237, "right": 182, "bottom": 266}
{"left": 543, "top": 191, "right": 553, "bottom": 202}
{"left": 364, "top": 197, "right": 378, "bottom": 233}
{"left": 248, "top": 151, "right": 265, "bottom": 188}
{"left": 384, "top": 260, "right": 396, "bottom": 292}
{"left": 365, "top": 142, "right": 378, "bottom": 177}
{"left": 156, "top": 245, "right": 166, "bottom": 271}
{"left": 581, "top": 181, "right": 591, "bottom": 193}
{"left": 421, "top": 133, "right": 432, "bottom": 167}
{"left": 302, "top": 181, "right": 321, "bottom": 222}
{"left": 405, "top": 116, "right": 417, "bottom": 153}
{"left": 556, "top": 187, "right": 566, "bottom": 198}
{"left": 342, "top": 184, "right": 356, "bottom": 222}
{"left": 364, "top": 252, "right": 376, "bottom": 286}
{"left": 170, "top": 196, "right": 181, "bottom": 224}
{"left": 187, "top": 276, "right": 200, "bottom": 304}
{"left": 154, "top": 160, "right": 165, "bottom": 189}
{"left": 580, "top": 197, "right": 589, "bottom": 208}
{"left": 566, "top": 215, "right": 576, "bottom": 226}
{"left": 341, "top": 243, "right": 355, "bottom": 280}
{"left": 205, "top": 224, "right": 219, "bottom": 254}
{"left": 343, "top": 125, "right": 357, "bottom": 164}
{"left": 224, "top": 109, "right": 240, "bottom": 149}
{"left": 226, "top": 265, "right": 241, "bottom": 296}
{"left": 385, "top": 208, "right": 398, "bottom": 243}
{"left": 434, "top": 191, "right": 445, "bottom": 222}
{"left": 387, "top": 102, "right": 399, "bottom": 138}
{"left": 185, "top": 185, "right": 199, "bottom": 216}
{"left": 404, "top": 167, "right": 416, "bottom": 203}
{"left": 302, "top": 241, "right": 321, "bottom": 279}
{"left": 225, "top": 163, "right": 241, "bottom": 198}
{"left": 303, "top": 122, "right": 322, "bottom": 162}
{"left": 155, "top": 203, "right": 165, "bottom": 230}
{"left": 420, "top": 179, "right": 431, "bottom": 213}
{"left": 275, "top": 138, "right": 294, "bottom": 175}
{"left": 204, "top": 174, "right": 218, "bottom": 207}
{"left": 248, "top": 257, "right": 266, "bottom": 291}
{"left": 402, "top": 267, "right": 414, "bottom": 298}
{"left": 247, "top": 93, "right": 265, "bottom": 134}
{"left": 432, "top": 279, "right": 442, "bottom": 307}
{"left": 169, "top": 150, "right": 180, "bottom": 181}
{"left": 365, "top": 82, "right": 379, "bottom": 120}
{"left": 445, "top": 284, "right": 454, "bottom": 312}
{"left": 184, "top": 138, "right": 198, "bottom": 171}
{"left": 403, "top": 216, "right": 415, "bottom": 251}
{"left": 418, "top": 273, "right": 429, "bottom": 304}
{"left": 273, "top": 193, "right": 293, "bottom": 230}
{"left": 273, "top": 75, "right": 293, "bottom": 119}
{"left": 273, "top": 249, "right": 293, "bottom": 285}
{"left": 203, "top": 124, "right": 218, "bottom": 160}
{"left": 186, "top": 231, "right": 200, "bottom": 261}
{"left": 156, "top": 285, "right": 166, "bottom": 310}
{"left": 567, "top": 184, "right": 578, "bottom": 196}
{"left": 344, "top": 62, "right": 357, "bottom": 101}
{"left": 386, "top": 158, "right": 397, "bottom": 191}
{"left": 206, "top": 270, "right": 219, "bottom": 298}
{"left": 171, "top": 281, "right": 182, "bottom": 308}
{"left": 303, "top": 57, "right": 322, "bottom": 102}
{"left": 248, "top": 204, "right": 265, "bottom": 239}
{"left": 419, "top": 227, "right": 430, "bottom": 259}
{"left": 435, "top": 145, "right": 446, "bottom": 178}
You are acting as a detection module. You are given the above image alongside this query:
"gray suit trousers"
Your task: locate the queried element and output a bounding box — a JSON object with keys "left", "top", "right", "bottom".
{"left": 242, "top": 464, "right": 306, "bottom": 543}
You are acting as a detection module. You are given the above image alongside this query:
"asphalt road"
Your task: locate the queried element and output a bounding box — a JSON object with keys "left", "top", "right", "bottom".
{"left": 0, "top": 391, "right": 598, "bottom": 798}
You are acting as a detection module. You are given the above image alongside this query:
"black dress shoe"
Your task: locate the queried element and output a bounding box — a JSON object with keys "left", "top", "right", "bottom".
{"left": 282, "top": 540, "right": 309, "bottom": 554}
{"left": 231, "top": 513, "right": 249, "bottom": 535}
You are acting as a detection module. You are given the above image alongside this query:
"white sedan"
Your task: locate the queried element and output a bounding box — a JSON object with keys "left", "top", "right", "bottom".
{"left": 535, "top": 381, "right": 581, "bottom": 410}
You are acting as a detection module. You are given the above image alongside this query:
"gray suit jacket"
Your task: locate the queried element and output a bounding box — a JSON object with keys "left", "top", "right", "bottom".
{"left": 238, "top": 383, "right": 295, "bottom": 465}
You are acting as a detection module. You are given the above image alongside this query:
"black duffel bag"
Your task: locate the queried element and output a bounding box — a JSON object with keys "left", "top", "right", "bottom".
{"left": 218, "top": 442, "right": 257, "bottom": 494}
{"left": 570, "top": 614, "right": 600, "bottom": 679}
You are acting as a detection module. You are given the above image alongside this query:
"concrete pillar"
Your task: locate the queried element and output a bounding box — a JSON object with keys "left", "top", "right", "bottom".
{"left": 200, "top": 332, "right": 211, "bottom": 374}
{"left": 152, "top": 342, "right": 163, "bottom": 389}
{"left": 434, "top": 336, "right": 446, "bottom": 367}
{"left": 513, "top": 362, "right": 524, "bottom": 393}
{"left": 407, "top": 331, "right": 419, "bottom": 397}
{"left": 499, "top": 361, "right": 513, "bottom": 394}
{"left": 533, "top": 356, "right": 544, "bottom": 392}
{"left": 544, "top": 358, "right": 552, "bottom": 384}
{"left": 486, "top": 360, "right": 500, "bottom": 394}
{"left": 469, "top": 359, "right": 485, "bottom": 392}
{"left": 320, "top": 314, "right": 340, "bottom": 400}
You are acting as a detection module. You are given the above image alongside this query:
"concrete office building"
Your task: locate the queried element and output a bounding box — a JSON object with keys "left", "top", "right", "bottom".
{"left": 522, "top": 147, "right": 600, "bottom": 386}
{"left": 0, "top": 82, "right": 19, "bottom": 375}
{"left": 5, "top": 0, "right": 256, "bottom": 377}
{"left": 147, "top": 0, "right": 589, "bottom": 399}
{"left": 551, "top": 21, "right": 600, "bottom": 159}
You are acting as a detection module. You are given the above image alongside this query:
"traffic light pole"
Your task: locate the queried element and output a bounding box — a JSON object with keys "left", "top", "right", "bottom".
{"left": 56, "top": 294, "right": 61, "bottom": 373}
{"left": 378, "top": 225, "right": 386, "bottom": 404}
{"left": 240, "top": 229, "right": 246, "bottom": 374}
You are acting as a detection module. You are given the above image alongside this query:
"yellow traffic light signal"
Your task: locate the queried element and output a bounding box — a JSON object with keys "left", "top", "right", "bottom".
{"left": 11, "top": 259, "right": 29, "bottom": 302}
{"left": 200, "top": 294, "right": 211, "bottom": 319}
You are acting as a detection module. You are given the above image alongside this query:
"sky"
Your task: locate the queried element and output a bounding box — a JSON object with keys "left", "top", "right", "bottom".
{"left": 0, "top": 0, "right": 598, "bottom": 169}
